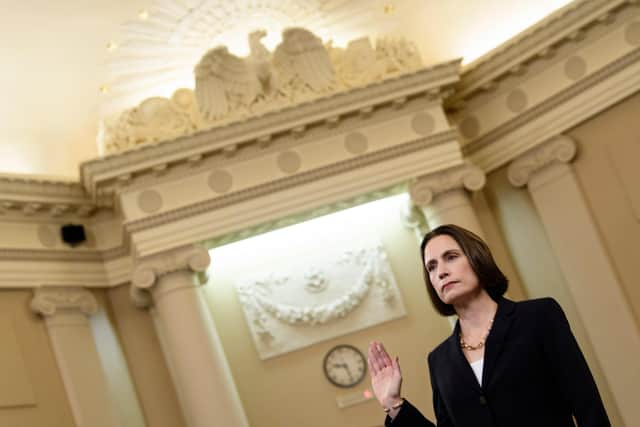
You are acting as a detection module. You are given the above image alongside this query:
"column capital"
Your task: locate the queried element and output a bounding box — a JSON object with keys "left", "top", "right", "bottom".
{"left": 30, "top": 287, "right": 98, "bottom": 317}
{"left": 508, "top": 135, "right": 577, "bottom": 188}
{"left": 132, "top": 245, "right": 210, "bottom": 290}
{"left": 409, "top": 163, "right": 486, "bottom": 207}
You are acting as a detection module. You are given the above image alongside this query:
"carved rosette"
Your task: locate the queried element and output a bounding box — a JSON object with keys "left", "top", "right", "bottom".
{"left": 31, "top": 287, "right": 98, "bottom": 317}
{"left": 507, "top": 135, "right": 577, "bottom": 187}
{"left": 409, "top": 163, "right": 486, "bottom": 206}
{"left": 131, "top": 245, "right": 211, "bottom": 307}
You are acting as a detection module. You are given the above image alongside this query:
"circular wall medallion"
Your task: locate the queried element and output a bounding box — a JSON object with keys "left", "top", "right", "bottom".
{"left": 411, "top": 112, "right": 435, "bottom": 136}
{"left": 137, "top": 190, "right": 163, "bottom": 213}
{"left": 506, "top": 89, "right": 528, "bottom": 113}
{"left": 344, "top": 132, "right": 368, "bottom": 155}
{"left": 564, "top": 56, "right": 587, "bottom": 81}
{"left": 208, "top": 170, "right": 233, "bottom": 193}
{"left": 625, "top": 22, "right": 640, "bottom": 46}
{"left": 459, "top": 116, "right": 480, "bottom": 139}
{"left": 37, "top": 225, "right": 57, "bottom": 248}
{"left": 277, "top": 151, "right": 302, "bottom": 174}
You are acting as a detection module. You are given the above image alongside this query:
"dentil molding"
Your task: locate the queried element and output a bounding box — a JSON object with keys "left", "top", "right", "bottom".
{"left": 507, "top": 135, "right": 577, "bottom": 187}
{"left": 408, "top": 163, "right": 486, "bottom": 207}
{"left": 30, "top": 287, "right": 98, "bottom": 317}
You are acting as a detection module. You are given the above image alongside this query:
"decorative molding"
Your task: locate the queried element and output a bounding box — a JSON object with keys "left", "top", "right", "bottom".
{"left": 507, "top": 135, "right": 577, "bottom": 187}
{"left": 203, "top": 183, "right": 408, "bottom": 249}
{"left": 102, "top": 28, "right": 425, "bottom": 153}
{"left": 233, "top": 240, "right": 406, "bottom": 359}
{"left": 450, "top": 0, "right": 628, "bottom": 103}
{"left": 30, "top": 287, "right": 98, "bottom": 317}
{"left": 0, "top": 175, "right": 104, "bottom": 219}
{"left": 131, "top": 245, "right": 211, "bottom": 290}
{"left": 125, "top": 130, "right": 459, "bottom": 235}
{"left": 464, "top": 46, "right": 640, "bottom": 157}
{"left": 408, "top": 163, "right": 486, "bottom": 206}
{"left": 81, "top": 59, "right": 461, "bottom": 195}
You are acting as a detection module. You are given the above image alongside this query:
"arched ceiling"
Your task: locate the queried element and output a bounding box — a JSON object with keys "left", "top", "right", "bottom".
{"left": 0, "top": 0, "right": 573, "bottom": 180}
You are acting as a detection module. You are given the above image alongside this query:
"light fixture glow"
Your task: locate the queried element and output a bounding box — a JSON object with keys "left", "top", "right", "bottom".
{"left": 106, "top": 41, "right": 118, "bottom": 52}
{"left": 138, "top": 9, "right": 149, "bottom": 20}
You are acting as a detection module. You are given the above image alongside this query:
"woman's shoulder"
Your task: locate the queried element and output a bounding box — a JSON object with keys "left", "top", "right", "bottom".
{"left": 514, "top": 296, "right": 562, "bottom": 313}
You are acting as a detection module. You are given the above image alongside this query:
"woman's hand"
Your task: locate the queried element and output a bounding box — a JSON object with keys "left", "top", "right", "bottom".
{"left": 367, "top": 341, "right": 403, "bottom": 409}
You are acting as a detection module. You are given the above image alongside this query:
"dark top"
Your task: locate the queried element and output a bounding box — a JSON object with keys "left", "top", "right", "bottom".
{"left": 385, "top": 297, "right": 610, "bottom": 427}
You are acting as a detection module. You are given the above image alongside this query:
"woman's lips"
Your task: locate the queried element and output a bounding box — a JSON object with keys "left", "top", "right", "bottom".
{"left": 441, "top": 281, "right": 457, "bottom": 292}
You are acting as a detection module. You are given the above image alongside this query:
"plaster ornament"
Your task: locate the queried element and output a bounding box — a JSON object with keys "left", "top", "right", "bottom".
{"left": 100, "top": 28, "right": 423, "bottom": 153}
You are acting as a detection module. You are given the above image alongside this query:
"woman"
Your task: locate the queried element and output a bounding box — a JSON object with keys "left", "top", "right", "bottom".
{"left": 368, "top": 224, "right": 610, "bottom": 426}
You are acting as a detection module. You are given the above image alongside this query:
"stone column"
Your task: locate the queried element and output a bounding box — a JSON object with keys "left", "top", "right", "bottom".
{"left": 508, "top": 135, "right": 640, "bottom": 427}
{"left": 131, "top": 245, "right": 248, "bottom": 427}
{"left": 409, "top": 162, "right": 487, "bottom": 237}
{"left": 31, "top": 287, "right": 121, "bottom": 427}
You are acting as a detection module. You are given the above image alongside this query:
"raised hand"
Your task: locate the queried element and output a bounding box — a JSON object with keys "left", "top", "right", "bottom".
{"left": 367, "top": 341, "right": 403, "bottom": 409}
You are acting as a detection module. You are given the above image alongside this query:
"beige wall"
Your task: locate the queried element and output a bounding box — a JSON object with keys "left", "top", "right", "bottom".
{"left": 0, "top": 289, "right": 75, "bottom": 427}
{"left": 568, "top": 91, "right": 640, "bottom": 329}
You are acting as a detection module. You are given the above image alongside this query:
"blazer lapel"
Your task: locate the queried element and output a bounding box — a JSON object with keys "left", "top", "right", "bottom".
{"left": 482, "top": 297, "right": 516, "bottom": 388}
{"left": 447, "top": 320, "right": 482, "bottom": 393}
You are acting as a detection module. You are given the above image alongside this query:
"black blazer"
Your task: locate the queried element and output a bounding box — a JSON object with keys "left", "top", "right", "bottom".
{"left": 386, "top": 297, "right": 610, "bottom": 427}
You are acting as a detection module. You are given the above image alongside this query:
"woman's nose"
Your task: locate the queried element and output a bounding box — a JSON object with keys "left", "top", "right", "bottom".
{"left": 438, "top": 267, "right": 448, "bottom": 279}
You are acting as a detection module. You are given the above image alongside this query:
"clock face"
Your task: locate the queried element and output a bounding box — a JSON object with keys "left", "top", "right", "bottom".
{"left": 323, "top": 344, "right": 367, "bottom": 388}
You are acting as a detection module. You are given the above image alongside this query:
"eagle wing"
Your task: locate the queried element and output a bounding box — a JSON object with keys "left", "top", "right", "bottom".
{"left": 194, "top": 47, "right": 260, "bottom": 119}
{"left": 274, "top": 28, "right": 335, "bottom": 93}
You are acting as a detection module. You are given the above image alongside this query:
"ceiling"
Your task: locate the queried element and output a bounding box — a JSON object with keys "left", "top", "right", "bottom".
{"left": 0, "top": 0, "right": 574, "bottom": 180}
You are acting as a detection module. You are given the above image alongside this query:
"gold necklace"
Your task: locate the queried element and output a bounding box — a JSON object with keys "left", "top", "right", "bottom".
{"left": 460, "top": 318, "right": 494, "bottom": 351}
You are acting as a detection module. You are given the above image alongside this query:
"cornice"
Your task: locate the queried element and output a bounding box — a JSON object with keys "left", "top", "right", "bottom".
{"left": 0, "top": 175, "right": 103, "bottom": 218}
{"left": 408, "top": 163, "right": 486, "bottom": 207}
{"left": 449, "top": 0, "right": 629, "bottom": 104}
{"left": 125, "top": 129, "right": 459, "bottom": 235}
{"left": 507, "top": 135, "right": 576, "bottom": 187}
{"left": 466, "top": 46, "right": 640, "bottom": 171}
{"left": 80, "top": 60, "right": 461, "bottom": 196}
{"left": 30, "top": 287, "right": 98, "bottom": 316}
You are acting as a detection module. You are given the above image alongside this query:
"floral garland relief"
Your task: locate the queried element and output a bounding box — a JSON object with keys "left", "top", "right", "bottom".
{"left": 235, "top": 244, "right": 406, "bottom": 359}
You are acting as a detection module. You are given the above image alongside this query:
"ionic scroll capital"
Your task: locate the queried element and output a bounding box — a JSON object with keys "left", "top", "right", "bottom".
{"left": 131, "top": 245, "right": 211, "bottom": 307}
{"left": 508, "top": 135, "right": 577, "bottom": 188}
{"left": 409, "top": 163, "right": 486, "bottom": 207}
{"left": 30, "top": 287, "right": 98, "bottom": 317}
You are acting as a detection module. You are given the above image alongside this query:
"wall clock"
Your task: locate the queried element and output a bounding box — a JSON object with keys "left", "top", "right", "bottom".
{"left": 323, "top": 344, "right": 367, "bottom": 388}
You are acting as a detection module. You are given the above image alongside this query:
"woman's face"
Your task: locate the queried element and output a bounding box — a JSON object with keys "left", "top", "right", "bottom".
{"left": 424, "top": 234, "right": 481, "bottom": 306}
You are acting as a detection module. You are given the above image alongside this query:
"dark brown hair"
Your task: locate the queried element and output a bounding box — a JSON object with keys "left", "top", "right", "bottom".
{"left": 419, "top": 224, "right": 508, "bottom": 316}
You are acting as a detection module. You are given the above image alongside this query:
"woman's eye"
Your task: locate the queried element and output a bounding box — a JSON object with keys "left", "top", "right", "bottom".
{"left": 446, "top": 253, "right": 458, "bottom": 261}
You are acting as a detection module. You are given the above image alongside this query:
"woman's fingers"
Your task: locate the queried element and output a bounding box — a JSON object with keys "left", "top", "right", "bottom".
{"left": 368, "top": 341, "right": 384, "bottom": 374}
{"left": 377, "top": 342, "right": 393, "bottom": 367}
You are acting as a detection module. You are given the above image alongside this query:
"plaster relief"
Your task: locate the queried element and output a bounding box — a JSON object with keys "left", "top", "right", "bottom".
{"left": 100, "top": 28, "right": 423, "bottom": 153}
{"left": 233, "top": 239, "right": 406, "bottom": 359}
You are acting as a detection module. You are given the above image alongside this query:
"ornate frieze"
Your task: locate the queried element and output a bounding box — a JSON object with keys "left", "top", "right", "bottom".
{"left": 101, "top": 28, "right": 425, "bottom": 154}
{"left": 408, "top": 163, "right": 486, "bottom": 207}
{"left": 0, "top": 175, "right": 101, "bottom": 219}
{"left": 507, "top": 135, "right": 576, "bottom": 187}
{"left": 452, "top": 1, "right": 640, "bottom": 172}
{"left": 30, "top": 287, "right": 98, "bottom": 317}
